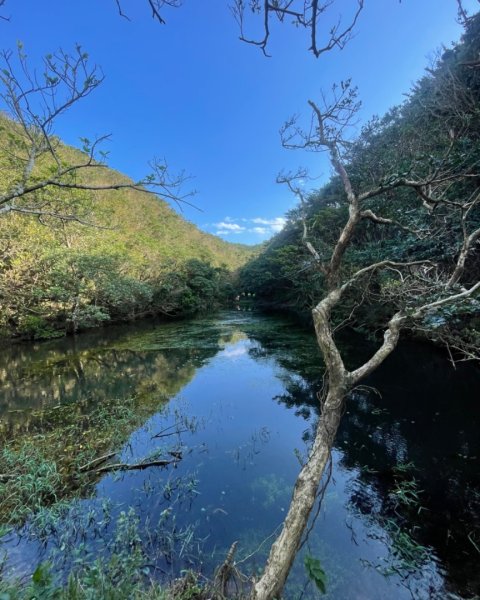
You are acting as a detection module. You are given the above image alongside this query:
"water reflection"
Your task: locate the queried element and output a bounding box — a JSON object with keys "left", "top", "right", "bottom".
{"left": 0, "top": 312, "right": 478, "bottom": 599}
{"left": 0, "top": 318, "right": 243, "bottom": 437}
{"left": 267, "top": 327, "right": 480, "bottom": 599}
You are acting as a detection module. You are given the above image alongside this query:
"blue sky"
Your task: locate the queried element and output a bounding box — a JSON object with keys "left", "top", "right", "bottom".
{"left": 0, "top": 0, "right": 478, "bottom": 244}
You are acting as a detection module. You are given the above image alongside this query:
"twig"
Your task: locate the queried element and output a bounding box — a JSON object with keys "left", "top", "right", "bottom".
{"left": 94, "top": 458, "right": 178, "bottom": 474}
{"left": 153, "top": 428, "right": 189, "bottom": 439}
{"left": 79, "top": 451, "right": 117, "bottom": 472}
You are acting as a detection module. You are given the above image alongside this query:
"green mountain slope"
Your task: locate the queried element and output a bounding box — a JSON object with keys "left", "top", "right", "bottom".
{"left": 0, "top": 120, "right": 256, "bottom": 338}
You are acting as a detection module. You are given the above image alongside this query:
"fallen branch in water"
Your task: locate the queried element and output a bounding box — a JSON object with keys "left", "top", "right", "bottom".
{"left": 79, "top": 451, "right": 118, "bottom": 472}
{"left": 94, "top": 457, "right": 180, "bottom": 474}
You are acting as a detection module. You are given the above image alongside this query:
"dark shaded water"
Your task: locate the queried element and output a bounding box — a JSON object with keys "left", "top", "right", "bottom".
{"left": 0, "top": 312, "right": 479, "bottom": 598}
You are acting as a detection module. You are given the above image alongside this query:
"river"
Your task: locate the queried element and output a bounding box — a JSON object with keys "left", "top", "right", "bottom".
{"left": 0, "top": 311, "right": 478, "bottom": 599}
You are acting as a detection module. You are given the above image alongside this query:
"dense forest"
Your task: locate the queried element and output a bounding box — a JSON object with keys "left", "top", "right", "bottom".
{"left": 0, "top": 120, "right": 256, "bottom": 339}
{"left": 240, "top": 12, "right": 480, "bottom": 351}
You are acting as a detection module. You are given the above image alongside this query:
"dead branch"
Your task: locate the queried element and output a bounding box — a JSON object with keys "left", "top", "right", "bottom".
{"left": 0, "top": 0, "right": 8, "bottom": 21}
{"left": 0, "top": 46, "right": 195, "bottom": 221}
{"left": 152, "top": 428, "right": 189, "bottom": 439}
{"left": 447, "top": 191, "right": 480, "bottom": 287}
{"left": 231, "top": 0, "right": 364, "bottom": 58}
{"left": 94, "top": 457, "right": 179, "bottom": 474}
{"left": 359, "top": 209, "right": 425, "bottom": 237}
{"left": 456, "top": 0, "right": 480, "bottom": 25}
{"left": 79, "top": 451, "right": 117, "bottom": 472}
{"left": 113, "top": 0, "right": 182, "bottom": 24}
{"left": 213, "top": 541, "right": 247, "bottom": 600}
{"left": 277, "top": 169, "right": 327, "bottom": 272}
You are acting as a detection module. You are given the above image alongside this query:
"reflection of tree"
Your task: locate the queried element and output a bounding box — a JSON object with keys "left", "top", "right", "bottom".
{"left": 1, "top": 313, "right": 478, "bottom": 595}
{"left": 239, "top": 316, "right": 479, "bottom": 596}
{"left": 262, "top": 327, "right": 479, "bottom": 598}
{"left": 336, "top": 343, "right": 480, "bottom": 598}
{"left": 0, "top": 318, "right": 225, "bottom": 436}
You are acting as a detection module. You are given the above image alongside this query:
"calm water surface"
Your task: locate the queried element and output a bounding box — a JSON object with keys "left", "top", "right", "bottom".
{"left": 0, "top": 312, "right": 478, "bottom": 599}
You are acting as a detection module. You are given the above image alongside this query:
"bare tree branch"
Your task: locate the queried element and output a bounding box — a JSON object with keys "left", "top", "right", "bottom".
{"left": 0, "top": 45, "right": 195, "bottom": 223}
{"left": 231, "top": 0, "right": 364, "bottom": 58}
{"left": 1, "top": 206, "right": 114, "bottom": 229}
{"left": 447, "top": 190, "right": 480, "bottom": 287}
{"left": 456, "top": 0, "right": 480, "bottom": 25}
{"left": 113, "top": 0, "right": 182, "bottom": 24}
{"left": 277, "top": 168, "right": 327, "bottom": 272}
{"left": 0, "top": 0, "right": 8, "bottom": 21}
{"left": 114, "top": 0, "right": 132, "bottom": 21}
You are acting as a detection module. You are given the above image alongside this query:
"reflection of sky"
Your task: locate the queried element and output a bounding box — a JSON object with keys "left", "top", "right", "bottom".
{"left": 0, "top": 314, "right": 458, "bottom": 599}
{"left": 221, "top": 342, "right": 248, "bottom": 359}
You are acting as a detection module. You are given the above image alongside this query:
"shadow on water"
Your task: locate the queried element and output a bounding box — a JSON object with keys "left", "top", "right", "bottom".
{"left": 0, "top": 311, "right": 478, "bottom": 599}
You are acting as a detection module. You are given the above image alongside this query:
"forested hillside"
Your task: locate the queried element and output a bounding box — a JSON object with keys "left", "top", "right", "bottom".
{"left": 240, "top": 12, "right": 480, "bottom": 347}
{"left": 0, "top": 120, "right": 255, "bottom": 339}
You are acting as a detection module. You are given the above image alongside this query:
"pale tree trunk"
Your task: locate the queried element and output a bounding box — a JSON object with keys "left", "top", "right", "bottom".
{"left": 251, "top": 387, "right": 344, "bottom": 600}
{"left": 251, "top": 301, "right": 348, "bottom": 600}
{"left": 250, "top": 302, "right": 403, "bottom": 600}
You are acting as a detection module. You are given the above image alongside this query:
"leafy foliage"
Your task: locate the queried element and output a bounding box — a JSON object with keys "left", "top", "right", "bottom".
{"left": 0, "top": 119, "right": 256, "bottom": 338}
{"left": 240, "top": 13, "right": 480, "bottom": 343}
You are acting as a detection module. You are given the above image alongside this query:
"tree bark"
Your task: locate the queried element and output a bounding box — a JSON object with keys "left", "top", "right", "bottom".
{"left": 251, "top": 303, "right": 346, "bottom": 600}
{"left": 251, "top": 295, "right": 409, "bottom": 599}
{"left": 251, "top": 386, "right": 344, "bottom": 600}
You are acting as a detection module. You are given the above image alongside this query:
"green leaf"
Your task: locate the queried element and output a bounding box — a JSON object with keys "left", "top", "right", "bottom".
{"left": 32, "top": 562, "right": 51, "bottom": 586}
{"left": 304, "top": 555, "right": 327, "bottom": 594}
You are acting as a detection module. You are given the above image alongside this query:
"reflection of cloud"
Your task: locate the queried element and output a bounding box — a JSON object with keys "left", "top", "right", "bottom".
{"left": 223, "top": 345, "right": 248, "bottom": 359}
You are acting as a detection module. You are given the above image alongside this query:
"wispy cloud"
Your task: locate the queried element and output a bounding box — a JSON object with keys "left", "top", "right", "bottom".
{"left": 214, "top": 221, "right": 246, "bottom": 235}
{"left": 216, "top": 222, "right": 245, "bottom": 232}
{"left": 209, "top": 216, "right": 286, "bottom": 237}
{"left": 251, "top": 217, "right": 286, "bottom": 232}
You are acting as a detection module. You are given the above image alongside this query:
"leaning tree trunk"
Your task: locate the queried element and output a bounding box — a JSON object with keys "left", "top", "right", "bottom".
{"left": 251, "top": 384, "right": 344, "bottom": 600}
{"left": 250, "top": 298, "right": 350, "bottom": 600}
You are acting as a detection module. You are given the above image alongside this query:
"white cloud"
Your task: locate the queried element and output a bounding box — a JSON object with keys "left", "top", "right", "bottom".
{"left": 251, "top": 217, "right": 287, "bottom": 232}
{"left": 214, "top": 222, "right": 246, "bottom": 232}
{"left": 210, "top": 216, "right": 287, "bottom": 238}
{"left": 251, "top": 217, "right": 283, "bottom": 225}
{"left": 215, "top": 229, "right": 244, "bottom": 235}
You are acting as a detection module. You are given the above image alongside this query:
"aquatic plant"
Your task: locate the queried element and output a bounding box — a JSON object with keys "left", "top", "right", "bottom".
{"left": 0, "top": 394, "right": 171, "bottom": 525}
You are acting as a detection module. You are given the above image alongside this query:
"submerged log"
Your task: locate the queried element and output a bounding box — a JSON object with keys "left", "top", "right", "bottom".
{"left": 79, "top": 451, "right": 118, "bottom": 472}
{"left": 94, "top": 457, "right": 178, "bottom": 474}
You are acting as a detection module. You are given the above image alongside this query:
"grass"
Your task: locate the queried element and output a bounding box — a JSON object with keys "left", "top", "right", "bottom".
{"left": 0, "top": 562, "right": 169, "bottom": 600}
{"left": 0, "top": 567, "right": 211, "bottom": 600}
{"left": 0, "top": 388, "right": 214, "bottom": 599}
{"left": 0, "top": 393, "right": 168, "bottom": 526}
{"left": 359, "top": 461, "right": 431, "bottom": 580}
{"left": 0, "top": 506, "right": 210, "bottom": 600}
